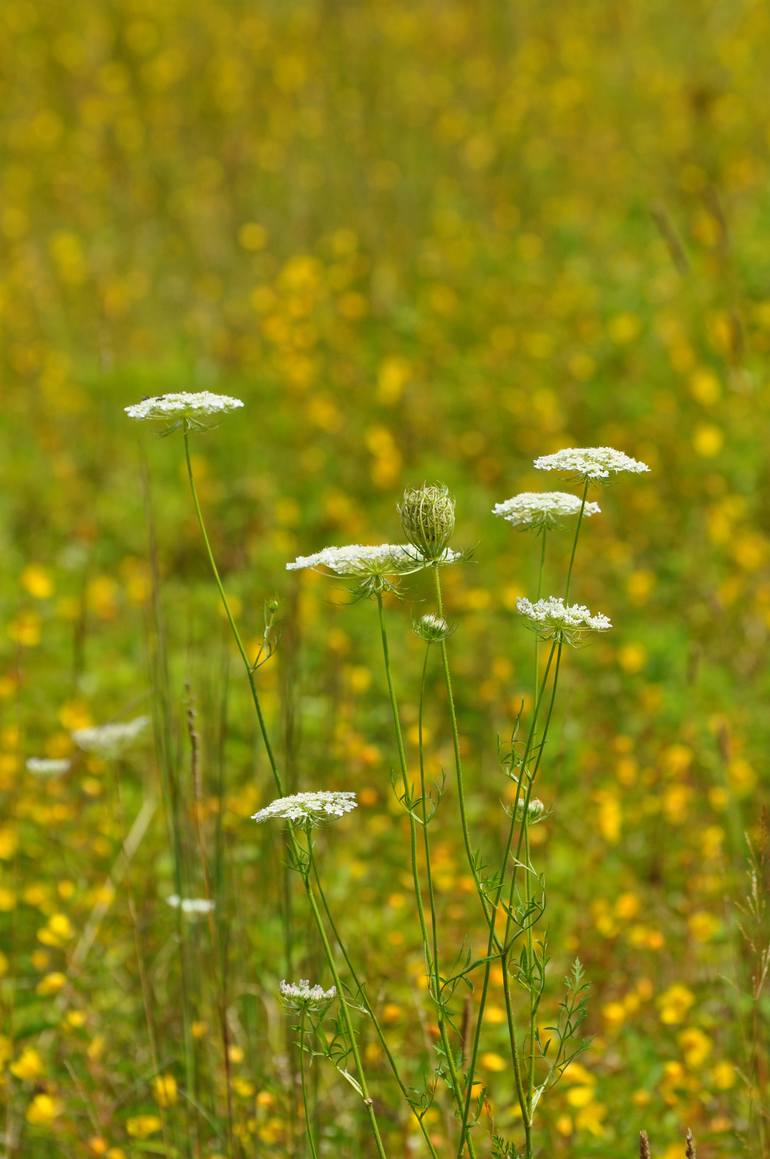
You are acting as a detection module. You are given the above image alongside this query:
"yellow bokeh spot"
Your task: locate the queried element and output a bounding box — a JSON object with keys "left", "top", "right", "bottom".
{"left": 480, "top": 1052, "right": 507, "bottom": 1072}
{"left": 126, "top": 1115, "right": 162, "bottom": 1138}
{"left": 153, "top": 1073, "right": 178, "bottom": 1107}
{"left": 21, "top": 565, "right": 54, "bottom": 599}
{"left": 657, "top": 984, "right": 695, "bottom": 1025}
{"left": 10, "top": 1047, "right": 45, "bottom": 1081}
{"left": 26, "top": 1093, "right": 62, "bottom": 1125}
{"left": 693, "top": 424, "right": 724, "bottom": 457}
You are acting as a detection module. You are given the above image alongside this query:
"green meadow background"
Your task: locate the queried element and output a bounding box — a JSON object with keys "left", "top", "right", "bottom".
{"left": 2, "top": 0, "right": 770, "bottom": 1155}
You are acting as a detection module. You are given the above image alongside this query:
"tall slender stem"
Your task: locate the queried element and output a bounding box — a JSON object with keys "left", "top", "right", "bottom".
{"left": 456, "top": 644, "right": 558, "bottom": 1157}
{"left": 432, "top": 567, "right": 491, "bottom": 929}
{"left": 305, "top": 840, "right": 387, "bottom": 1159}
{"left": 375, "top": 592, "right": 474, "bottom": 1156}
{"left": 299, "top": 1010, "right": 319, "bottom": 1159}
{"left": 564, "top": 479, "right": 589, "bottom": 602}
{"left": 183, "top": 427, "right": 283, "bottom": 797}
{"left": 313, "top": 865, "right": 440, "bottom": 1159}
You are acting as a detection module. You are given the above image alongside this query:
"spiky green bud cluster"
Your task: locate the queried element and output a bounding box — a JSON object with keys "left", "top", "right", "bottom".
{"left": 398, "top": 484, "right": 456, "bottom": 561}
{"left": 413, "top": 613, "right": 451, "bottom": 642}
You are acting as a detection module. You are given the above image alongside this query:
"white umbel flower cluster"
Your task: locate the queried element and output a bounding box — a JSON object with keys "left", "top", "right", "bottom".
{"left": 516, "top": 596, "right": 612, "bottom": 642}
{"left": 167, "top": 895, "right": 216, "bottom": 916}
{"left": 124, "top": 391, "right": 244, "bottom": 422}
{"left": 280, "top": 979, "right": 337, "bottom": 1006}
{"left": 493, "top": 491, "right": 601, "bottom": 530}
{"left": 533, "top": 446, "right": 650, "bottom": 479}
{"left": 286, "top": 543, "right": 460, "bottom": 577}
{"left": 252, "top": 790, "right": 358, "bottom": 826}
{"left": 72, "top": 715, "right": 150, "bottom": 758}
{"left": 26, "top": 757, "right": 71, "bottom": 776}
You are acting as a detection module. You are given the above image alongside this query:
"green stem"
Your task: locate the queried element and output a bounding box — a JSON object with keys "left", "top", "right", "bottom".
{"left": 183, "top": 427, "right": 283, "bottom": 797}
{"left": 313, "top": 866, "right": 440, "bottom": 1159}
{"left": 376, "top": 593, "right": 473, "bottom": 1155}
{"left": 432, "top": 567, "right": 491, "bottom": 931}
{"left": 299, "top": 1010, "right": 319, "bottom": 1159}
{"left": 305, "top": 840, "right": 387, "bottom": 1158}
{"left": 563, "top": 479, "right": 589, "bottom": 602}
{"left": 533, "top": 530, "right": 547, "bottom": 712}
{"left": 456, "top": 644, "right": 558, "bottom": 1158}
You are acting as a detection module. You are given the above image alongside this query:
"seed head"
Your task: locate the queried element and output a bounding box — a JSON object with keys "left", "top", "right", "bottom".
{"left": 399, "top": 484, "right": 456, "bottom": 561}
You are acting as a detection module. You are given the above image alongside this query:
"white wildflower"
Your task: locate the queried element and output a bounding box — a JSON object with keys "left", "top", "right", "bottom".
{"left": 72, "top": 715, "right": 150, "bottom": 758}
{"left": 533, "top": 446, "right": 650, "bottom": 479}
{"left": 493, "top": 491, "right": 601, "bottom": 530}
{"left": 167, "top": 895, "right": 216, "bottom": 916}
{"left": 124, "top": 391, "right": 244, "bottom": 423}
{"left": 252, "top": 790, "right": 358, "bottom": 826}
{"left": 280, "top": 979, "right": 337, "bottom": 1007}
{"left": 26, "top": 758, "right": 71, "bottom": 776}
{"left": 286, "top": 543, "right": 460, "bottom": 577}
{"left": 516, "top": 596, "right": 612, "bottom": 643}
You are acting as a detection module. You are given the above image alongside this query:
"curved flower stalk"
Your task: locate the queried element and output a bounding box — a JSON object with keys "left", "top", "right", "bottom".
{"left": 129, "top": 397, "right": 391, "bottom": 1157}
{"left": 255, "top": 797, "right": 387, "bottom": 1156}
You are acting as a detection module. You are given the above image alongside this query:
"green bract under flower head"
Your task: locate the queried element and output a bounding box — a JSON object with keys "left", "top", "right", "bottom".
{"left": 516, "top": 596, "right": 612, "bottom": 644}
{"left": 286, "top": 543, "right": 460, "bottom": 578}
{"left": 533, "top": 446, "right": 649, "bottom": 479}
{"left": 493, "top": 491, "right": 601, "bottom": 531}
{"left": 124, "top": 391, "right": 244, "bottom": 424}
{"left": 252, "top": 790, "right": 358, "bottom": 827}
{"left": 399, "top": 484, "right": 456, "bottom": 560}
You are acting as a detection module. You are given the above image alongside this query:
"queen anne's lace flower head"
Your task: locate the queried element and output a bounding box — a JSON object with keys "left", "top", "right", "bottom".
{"left": 533, "top": 446, "right": 650, "bottom": 479}
{"left": 124, "top": 392, "right": 244, "bottom": 423}
{"left": 413, "top": 613, "right": 451, "bottom": 642}
{"left": 252, "top": 790, "right": 358, "bottom": 827}
{"left": 72, "top": 715, "right": 150, "bottom": 758}
{"left": 493, "top": 491, "right": 601, "bottom": 530}
{"left": 399, "top": 484, "right": 456, "bottom": 560}
{"left": 280, "top": 979, "right": 337, "bottom": 1008}
{"left": 167, "top": 895, "right": 216, "bottom": 916}
{"left": 26, "top": 758, "right": 71, "bottom": 776}
{"left": 516, "top": 596, "right": 612, "bottom": 643}
{"left": 286, "top": 543, "right": 460, "bottom": 578}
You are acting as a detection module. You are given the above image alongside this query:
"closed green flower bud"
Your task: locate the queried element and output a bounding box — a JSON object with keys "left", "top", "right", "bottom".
{"left": 399, "top": 484, "right": 456, "bottom": 561}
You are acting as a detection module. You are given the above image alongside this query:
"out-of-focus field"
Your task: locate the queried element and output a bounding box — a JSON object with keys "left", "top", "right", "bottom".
{"left": 2, "top": 1, "right": 770, "bottom": 1155}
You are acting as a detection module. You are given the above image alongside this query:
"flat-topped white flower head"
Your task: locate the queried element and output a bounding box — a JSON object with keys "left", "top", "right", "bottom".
{"left": 286, "top": 543, "right": 460, "bottom": 578}
{"left": 533, "top": 447, "right": 650, "bottom": 479}
{"left": 280, "top": 979, "right": 337, "bottom": 1008}
{"left": 517, "top": 596, "right": 612, "bottom": 643}
{"left": 124, "top": 391, "right": 244, "bottom": 423}
{"left": 26, "top": 757, "right": 71, "bottom": 776}
{"left": 72, "top": 715, "right": 150, "bottom": 758}
{"left": 493, "top": 491, "right": 601, "bottom": 531}
{"left": 167, "top": 895, "right": 216, "bottom": 916}
{"left": 252, "top": 790, "right": 358, "bottom": 827}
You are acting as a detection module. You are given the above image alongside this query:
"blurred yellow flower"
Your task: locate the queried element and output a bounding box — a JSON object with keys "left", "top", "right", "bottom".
{"left": 26, "top": 1093, "right": 62, "bottom": 1125}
